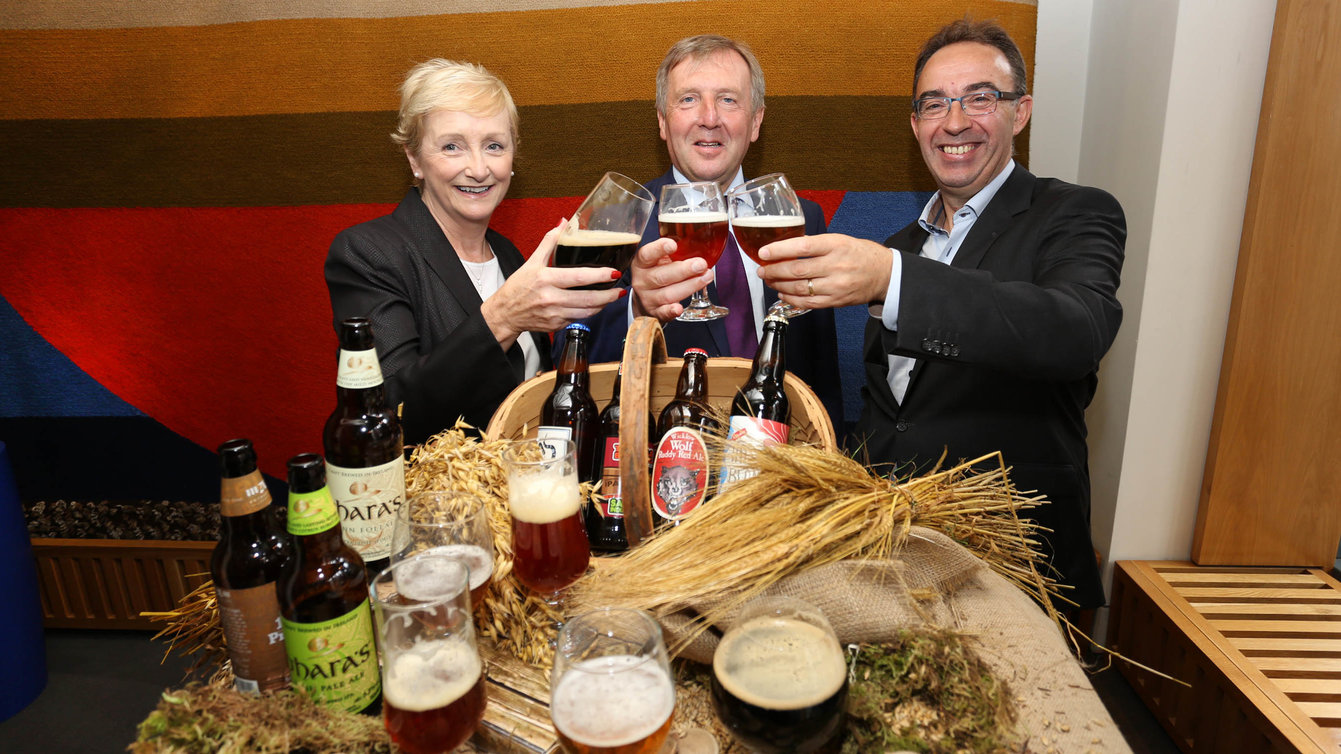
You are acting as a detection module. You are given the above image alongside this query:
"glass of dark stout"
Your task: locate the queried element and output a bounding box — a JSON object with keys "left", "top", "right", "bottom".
{"left": 370, "top": 554, "right": 487, "bottom": 754}
{"left": 390, "top": 491, "right": 496, "bottom": 610}
{"left": 660, "top": 182, "right": 730, "bottom": 321}
{"left": 710, "top": 596, "right": 849, "bottom": 753}
{"left": 555, "top": 172, "right": 655, "bottom": 290}
{"left": 726, "top": 173, "right": 809, "bottom": 318}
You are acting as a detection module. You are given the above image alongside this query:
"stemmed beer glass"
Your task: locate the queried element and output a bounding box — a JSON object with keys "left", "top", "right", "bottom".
{"left": 371, "top": 553, "right": 487, "bottom": 754}
{"left": 390, "top": 491, "right": 496, "bottom": 609}
{"left": 502, "top": 439, "right": 591, "bottom": 614}
{"left": 727, "top": 174, "right": 808, "bottom": 318}
{"left": 555, "top": 172, "right": 655, "bottom": 290}
{"left": 660, "top": 182, "right": 731, "bottom": 321}
{"left": 710, "top": 597, "right": 849, "bottom": 753}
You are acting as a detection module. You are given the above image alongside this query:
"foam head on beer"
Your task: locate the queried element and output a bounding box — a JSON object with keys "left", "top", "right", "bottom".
{"left": 551, "top": 654, "right": 675, "bottom": 749}
{"left": 713, "top": 613, "right": 847, "bottom": 711}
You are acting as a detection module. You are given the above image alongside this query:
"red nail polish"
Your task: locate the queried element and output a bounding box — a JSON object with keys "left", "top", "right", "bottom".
{"left": 610, "top": 270, "right": 622, "bottom": 280}
{"left": 618, "top": 288, "right": 628, "bottom": 299}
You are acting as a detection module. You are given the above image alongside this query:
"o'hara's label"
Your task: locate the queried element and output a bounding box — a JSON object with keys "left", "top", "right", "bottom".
{"left": 287, "top": 487, "right": 340, "bottom": 537}
{"left": 597, "top": 436, "right": 623, "bottom": 518}
{"left": 217, "top": 582, "right": 289, "bottom": 693}
{"left": 535, "top": 425, "right": 572, "bottom": 460}
{"left": 282, "top": 600, "right": 380, "bottom": 713}
{"left": 336, "top": 348, "right": 384, "bottom": 390}
{"left": 651, "top": 427, "right": 709, "bottom": 521}
{"left": 717, "top": 416, "right": 789, "bottom": 495}
{"left": 326, "top": 456, "right": 405, "bottom": 562}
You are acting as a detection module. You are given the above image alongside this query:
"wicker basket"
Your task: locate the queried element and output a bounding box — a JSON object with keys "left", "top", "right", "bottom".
{"left": 485, "top": 316, "right": 837, "bottom": 546}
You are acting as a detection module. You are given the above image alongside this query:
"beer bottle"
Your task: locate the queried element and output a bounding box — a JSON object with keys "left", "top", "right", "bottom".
{"left": 278, "top": 453, "right": 381, "bottom": 715}
{"left": 539, "top": 322, "right": 599, "bottom": 482}
{"left": 211, "top": 439, "right": 292, "bottom": 694}
{"left": 719, "top": 313, "right": 791, "bottom": 493}
{"left": 588, "top": 364, "right": 630, "bottom": 552}
{"left": 324, "top": 317, "right": 405, "bottom": 576}
{"left": 650, "top": 348, "right": 717, "bottom": 527}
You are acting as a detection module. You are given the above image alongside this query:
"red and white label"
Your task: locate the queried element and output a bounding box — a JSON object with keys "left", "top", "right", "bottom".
{"left": 717, "top": 416, "right": 789, "bottom": 494}
{"left": 650, "top": 427, "right": 709, "bottom": 521}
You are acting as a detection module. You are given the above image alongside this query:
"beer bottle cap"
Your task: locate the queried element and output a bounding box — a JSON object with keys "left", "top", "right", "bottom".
{"left": 218, "top": 438, "right": 257, "bottom": 478}
{"left": 565, "top": 322, "right": 591, "bottom": 333}
{"left": 764, "top": 312, "right": 788, "bottom": 325}
{"left": 338, "top": 317, "right": 376, "bottom": 350}
{"left": 286, "top": 452, "right": 326, "bottom": 493}
{"left": 684, "top": 348, "right": 708, "bottom": 357}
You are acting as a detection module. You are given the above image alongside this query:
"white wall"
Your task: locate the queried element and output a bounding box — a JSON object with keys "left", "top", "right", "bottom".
{"left": 1033, "top": 0, "right": 1277, "bottom": 622}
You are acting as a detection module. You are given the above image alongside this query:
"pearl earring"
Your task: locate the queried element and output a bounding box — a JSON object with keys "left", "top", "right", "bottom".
{"left": 414, "top": 173, "right": 422, "bottom": 179}
{"left": 510, "top": 171, "right": 515, "bottom": 177}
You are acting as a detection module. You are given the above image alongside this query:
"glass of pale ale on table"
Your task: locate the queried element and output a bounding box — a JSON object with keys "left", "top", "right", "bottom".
{"left": 502, "top": 438, "right": 591, "bottom": 612}
{"left": 727, "top": 173, "right": 808, "bottom": 318}
{"left": 551, "top": 608, "right": 677, "bottom": 754}
{"left": 370, "top": 554, "right": 487, "bottom": 754}
{"left": 556, "top": 172, "right": 655, "bottom": 290}
{"left": 710, "top": 596, "right": 849, "bottom": 753}
{"left": 660, "top": 181, "right": 731, "bottom": 321}
{"left": 390, "top": 491, "right": 496, "bottom": 610}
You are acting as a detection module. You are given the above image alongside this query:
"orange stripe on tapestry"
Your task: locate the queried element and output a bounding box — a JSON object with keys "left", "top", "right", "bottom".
{"left": 0, "top": 0, "right": 1035, "bottom": 120}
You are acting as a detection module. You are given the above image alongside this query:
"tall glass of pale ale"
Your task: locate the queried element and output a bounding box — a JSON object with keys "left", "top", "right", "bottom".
{"left": 710, "top": 597, "right": 848, "bottom": 753}
{"left": 503, "top": 439, "right": 591, "bottom": 609}
{"left": 727, "top": 173, "right": 809, "bottom": 318}
{"left": 660, "top": 181, "right": 730, "bottom": 321}
{"left": 551, "top": 608, "right": 677, "bottom": 754}
{"left": 370, "top": 553, "right": 487, "bottom": 754}
{"left": 391, "top": 491, "right": 496, "bottom": 609}
{"left": 556, "top": 172, "right": 654, "bottom": 290}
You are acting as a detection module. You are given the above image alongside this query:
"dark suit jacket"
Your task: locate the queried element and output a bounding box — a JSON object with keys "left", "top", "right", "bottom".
{"left": 325, "top": 188, "right": 553, "bottom": 444}
{"left": 560, "top": 170, "right": 844, "bottom": 424}
{"left": 853, "top": 166, "right": 1125, "bottom": 608}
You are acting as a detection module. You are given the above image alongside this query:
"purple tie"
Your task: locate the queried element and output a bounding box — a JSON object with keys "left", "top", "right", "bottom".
{"left": 715, "top": 232, "right": 757, "bottom": 357}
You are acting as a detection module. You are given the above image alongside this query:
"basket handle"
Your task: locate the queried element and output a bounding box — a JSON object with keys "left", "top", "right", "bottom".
{"left": 618, "top": 316, "right": 666, "bottom": 547}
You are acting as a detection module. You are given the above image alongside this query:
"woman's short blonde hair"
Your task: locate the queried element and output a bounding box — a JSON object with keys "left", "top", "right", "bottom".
{"left": 391, "top": 59, "right": 519, "bottom": 154}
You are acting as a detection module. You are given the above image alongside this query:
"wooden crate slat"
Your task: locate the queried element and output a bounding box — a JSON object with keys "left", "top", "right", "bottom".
{"left": 1162, "top": 572, "right": 1323, "bottom": 586}
{"left": 1213, "top": 619, "right": 1341, "bottom": 635}
{"left": 1275, "top": 678, "right": 1341, "bottom": 696}
{"left": 1178, "top": 587, "right": 1341, "bottom": 602}
{"left": 1230, "top": 636, "right": 1341, "bottom": 654}
{"left": 1254, "top": 657, "right": 1341, "bottom": 674}
{"left": 1294, "top": 701, "right": 1341, "bottom": 724}
{"left": 1198, "top": 603, "right": 1341, "bottom": 618}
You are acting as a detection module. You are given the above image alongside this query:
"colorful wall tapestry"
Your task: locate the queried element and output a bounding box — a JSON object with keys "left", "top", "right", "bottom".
{"left": 0, "top": 0, "right": 1036, "bottom": 500}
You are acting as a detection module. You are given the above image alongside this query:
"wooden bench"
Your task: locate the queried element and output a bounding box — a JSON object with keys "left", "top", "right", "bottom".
{"left": 1109, "top": 560, "right": 1341, "bottom": 753}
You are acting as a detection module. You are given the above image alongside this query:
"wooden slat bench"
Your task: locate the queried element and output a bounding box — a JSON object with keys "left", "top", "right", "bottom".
{"left": 1109, "top": 560, "right": 1341, "bottom": 753}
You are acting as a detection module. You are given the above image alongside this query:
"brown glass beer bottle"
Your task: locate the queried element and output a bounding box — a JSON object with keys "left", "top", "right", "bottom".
{"left": 278, "top": 454, "right": 381, "bottom": 715}
{"left": 719, "top": 314, "right": 791, "bottom": 493}
{"left": 650, "top": 348, "right": 718, "bottom": 527}
{"left": 588, "top": 364, "right": 630, "bottom": 552}
{"left": 212, "top": 439, "right": 292, "bottom": 694}
{"left": 539, "top": 323, "right": 599, "bottom": 482}
{"left": 323, "top": 317, "right": 405, "bottom": 577}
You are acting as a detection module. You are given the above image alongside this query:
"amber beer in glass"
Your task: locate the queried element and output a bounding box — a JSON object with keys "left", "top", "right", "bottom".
{"left": 555, "top": 172, "right": 655, "bottom": 290}
{"left": 551, "top": 608, "right": 676, "bottom": 754}
{"left": 390, "top": 491, "right": 496, "bottom": 609}
{"left": 503, "top": 439, "right": 590, "bottom": 603}
{"left": 372, "top": 553, "right": 486, "bottom": 753}
{"left": 710, "top": 597, "right": 849, "bottom": 753}
{"left": 660, "top": 181, "right": 730, "bottom": 321}
{"left": 727, "top": 173, "right": 809, "bottom": 318}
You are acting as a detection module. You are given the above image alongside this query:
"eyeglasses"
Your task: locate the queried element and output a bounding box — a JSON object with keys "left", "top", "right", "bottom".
{"left": 913, "top": 90, "right": 1022, "bottom": 120}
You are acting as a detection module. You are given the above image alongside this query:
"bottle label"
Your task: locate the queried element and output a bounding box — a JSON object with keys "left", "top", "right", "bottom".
{"left": 336, "top": 347, "right": 384, "bottom": 390}
{"left": 717, "top": 416, "right": 789, "bottom": 495}
{"left": 327, "top": 456, "right": 405, "bottom": 562}
{"left": 287, "top": 488, "right": 341, "bottom": 537}
{"left": 596, "top": 436, "right": 623, "bottom": 519}
{"left": 216, "top": 582, "right": 290, "bottom": 693}
{"left": 536, "top": 425, "right": 572, "bottom": 461}
{"left": 282, "top": 600, "right": 380, "bottom": 713}
{"left": 220, "top": 471, "right": 271, "bottom": 518}
{"left": 651, "top": 427, "right": 710, "bottom": 521}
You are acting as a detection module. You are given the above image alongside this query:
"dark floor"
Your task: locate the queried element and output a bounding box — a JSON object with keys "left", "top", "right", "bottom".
{"left": 0, "top": 628, "right": 1182, "bottom": 753}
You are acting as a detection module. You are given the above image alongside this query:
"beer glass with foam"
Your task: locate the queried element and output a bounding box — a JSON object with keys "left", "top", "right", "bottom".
{"left": 390, "top": 491, "right": 496, "bottom": 609}
{"left": 371, "top": 553, "right": 487, "bottom": 754}
{"left": 660, "top": 182, "right": 730, "bottom": 322}
{"left": 710, "top": 596, "right": 849, "bottom": 753}
{"left": 502, "top": 439, "right": 591, "bottom": 609}
{"left": 555, "top": 172, "right": 655, "bottom": 290}
{"left": 726, "top": 174, "right": 808, "bottom": 318}
{"left": 551, "top": 608, "right": 677, "bottom": 754}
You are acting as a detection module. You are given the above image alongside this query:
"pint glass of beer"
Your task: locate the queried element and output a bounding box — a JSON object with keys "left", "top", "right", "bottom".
{"left": 555, "top": 172, "right": 655, "bottom": 290}
{"left": 551, "top": 608, "right": 676, "bottom": 754}
{"left": 390, "top": 491, "right": 496, "bottom": 609}
{"left": 660, "top": 182, "right": 730, "bottom": 321}
{"left": 371, "top": 553, "right": 487, "bottom": 754}
{"left": 502, "top": 439, "right": 591, "bottom": 605}
{"left": 726, "top": 174, "right": 808, "bottom": 318}
{"left": 710, "top": 597, "right": 848, "bottom": 753}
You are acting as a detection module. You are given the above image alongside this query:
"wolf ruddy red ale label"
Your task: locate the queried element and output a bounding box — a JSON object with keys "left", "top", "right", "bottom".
{"left": 651, "top": 426, "right": 710, "bottom": 521}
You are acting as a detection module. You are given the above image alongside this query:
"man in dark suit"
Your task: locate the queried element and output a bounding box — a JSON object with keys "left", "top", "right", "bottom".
{"left": 560, "top": 35, "right": 843, "bottom": 423}
{"left": 756, "top": 19, "right": 1125, "bottom": 610}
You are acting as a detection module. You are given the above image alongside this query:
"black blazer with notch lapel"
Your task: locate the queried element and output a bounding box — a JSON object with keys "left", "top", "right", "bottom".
{"left": 564, "top": 169, "right": 844, "bottom": 424}
{"left": 326, "top": 188, "right": 553, "bottom": 444}
{"left": 853, "top": 165, "right": 1125, "bottom": 609}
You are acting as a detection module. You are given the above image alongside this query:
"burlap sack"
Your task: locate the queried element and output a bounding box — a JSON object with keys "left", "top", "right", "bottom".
{"left": 664, "top": 527, "right": 1131, "bottom": 753}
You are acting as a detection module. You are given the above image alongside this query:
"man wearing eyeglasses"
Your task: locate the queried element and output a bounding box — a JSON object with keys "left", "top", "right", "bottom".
{"left": 758, "top": 18, "right": 1126, "bottom": 612}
